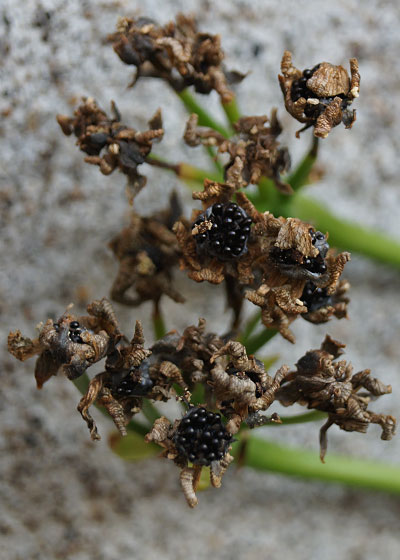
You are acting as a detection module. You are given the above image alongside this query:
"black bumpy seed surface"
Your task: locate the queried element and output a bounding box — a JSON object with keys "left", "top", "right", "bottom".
{"left": 301, "top": 281, "right": 332, "bottom": 312}
{"left": 112, "top": 361, "right": 154, "bottom": 398}
{"left": 173, "top": 407, "right": 233, "bottom": 466}
{"left": 192, "top": 202, "right": 252, "bottom": 260}
{"left": 68, "top": 321, "right": 84, "bottom": 344}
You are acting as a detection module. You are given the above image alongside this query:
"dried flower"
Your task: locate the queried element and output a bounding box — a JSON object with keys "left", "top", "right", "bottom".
{"left": 110, "top": 14, "right": 244, "bottom": 102}
{"left": 145, "top": 411, "right": 234, "bottom": 508}
{"left": 77, "top": 321, "right": 189, "bottom": 440}
{"left": 184, "top": 111, "right": 291, "bottom": 192}
{"left": 109, "top": 192, "right": 184, "bottom": 309}
{"left": 210, "top": 341, "right": 289, "bottom": 433}
{"left": 8, "top": 298, "right": 120, "bottom": 388}
{"left": 238, "top": 193, "right": 350, "bottom": 341}
{"left": 277, "top": 335, "right": 396, "bottom": 461}
{"left": 279, "top": 51, "right": 360, "bottom": 137}
{"left": 57, "top": 97, "right": 163, "bottom": 199}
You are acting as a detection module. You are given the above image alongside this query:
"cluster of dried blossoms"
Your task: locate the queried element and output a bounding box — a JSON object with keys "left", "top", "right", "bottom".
{"left": 8, "top": 13, "right": 396, "bottom": 507}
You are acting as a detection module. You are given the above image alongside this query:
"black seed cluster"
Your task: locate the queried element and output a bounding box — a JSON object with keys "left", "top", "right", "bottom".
{"left": 173, "top": 407, "right": 233, "bottom": 466}
{"left": 271, "top": 230, "right": 329, "bottom": 275}
{"left": 112, "top": 363, "right": 154, "bottom": 398}
{"left": 301, "top": 281, "right": 332, "bottom": 312}
{"left": 68, "top": 321, "right": 84, "bottom": 344}
{"left": 290, "top": 65, "right": 320, "bottom": 103}
{"left": 192, "top": 202, "right": 252, "bottom": 260}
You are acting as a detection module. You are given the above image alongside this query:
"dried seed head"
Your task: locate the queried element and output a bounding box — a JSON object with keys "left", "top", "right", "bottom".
{"left": 279, "top": 51, "right": 360, "bottom": 137}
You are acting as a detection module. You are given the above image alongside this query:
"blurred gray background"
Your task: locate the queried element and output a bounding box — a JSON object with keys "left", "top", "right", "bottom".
{"left": 1, "top": 1, "right": 400, "bottom": 559}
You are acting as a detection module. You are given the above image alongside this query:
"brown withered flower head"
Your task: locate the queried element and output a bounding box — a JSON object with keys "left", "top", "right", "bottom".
{"left": 57, "top": 97, "right": 163, "bottom": 199}
{"left": 77, "top": 321, "right": 190, "bottom": 440}
{"left": 277, "top": 335, "right": 396, "bottom": 461}
{"left": 145, "top": 409, "right": 234, "bottom": 508}
{"left": 110, "top": 14, "right": 244, "bottom": 103}
{"left": 209, "top": 340, "right": 289, "bottom": 434}
{"left": 279, "top": 51, "right": 360, "bottom": 138}
{"left": 238, "top": 193, "right": 350, "bottom": 342}
{"left": 8, "top": 298, "right": 121, "bottom": 388}
{"left": 109, "top": 192, "right": 184, "bottom": 311}
{"left": 174, "top": 181, "right": 255, "bottom": 285}
{"left": 184, "top": 111, "right": 291, "bottom": 193}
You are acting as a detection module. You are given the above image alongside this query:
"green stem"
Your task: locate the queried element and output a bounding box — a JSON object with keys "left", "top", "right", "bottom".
{"left": 177, "top": 89, "right": 231, "bottom": 138}
{"left": 126, "top": 419, "right": 152, "bottom": 437}
{"left": 289, "top": 195, "right": 400, "bottom": 269}
{"left": 222, "top": 96, "right": 240, "bottom": 128}
{"left": 152, "top": 304, "right": 167, "bottom": 340}
{"left": 147, "top": 153, "right": 222, "bottom": 183}
{"left": 287, "top": 136, "right": 319, "bottom": 192}
{"left": 271, "top": 411, "right": 327, "bottom": 426}
{"left": 240, "top": 311, "right": 261, "bottom": 345}
{"left": 141, "top": 399, "right": 162, "bottom": 425}
{"left": 233, "top": 435, "right": 400, "bottom": 494}
{"left": 245, "top": 328, "right": 278, "bottom": 355}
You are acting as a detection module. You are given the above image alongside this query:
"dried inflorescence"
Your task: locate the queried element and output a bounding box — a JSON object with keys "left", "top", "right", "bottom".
{"left": 184, "top": 112, "right": 291, "bottom": 193}
{"left": 109, "top": 192, "right": 184, "bottom": 310}
{"left": 277, "top": 335, "right": 396, "bottom": 461}
{"left": 57, "top": 97, "right": 163, "bottom": 199}
{"left": 145, "top": 410, "right": 234, "bottom": 508}
{"left": 8, "top": 298, "right": 121, "bottom": 387}
{"left": 279, "top": 51, "right": 360, "bottom": 137}
{"left": 110, "top": 14, "right": 244, "bottom": 103}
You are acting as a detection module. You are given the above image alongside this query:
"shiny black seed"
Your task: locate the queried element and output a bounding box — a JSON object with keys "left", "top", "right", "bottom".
{"left": 211, "top": 438, "right": 219, "bottom": 447}
{"left": 208, "top": 453, "right": 216, "bottom": 461}
{"left": 186, "top": 427, "right": 195, "bottom": 435}
{"left": 203, "top": 431, "right": 211, "bottom": 439}
{"left": 183, "top": 417, "right": 191, "bottom": 424}
{"left": 303, "top": 68, "right": 313, "bottom": 79}
{"left": 299, "top": 77, "right": 307, "bottom": 87}
{"left": 301, "top": 281, "right": 332, "bottom": 312}
{"left": 212, "top": 203, "right": 223, "bottom": 214}
{"left": 70, "top": 321, "right": 80, "bottom": 329}
{"left": 189, "top": 453, "right": 196, "bottom": 462}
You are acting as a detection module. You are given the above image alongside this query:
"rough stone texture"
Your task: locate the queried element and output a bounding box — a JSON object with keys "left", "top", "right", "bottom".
{"left": 1, "top": 1, "right": 400, "bottom": 559}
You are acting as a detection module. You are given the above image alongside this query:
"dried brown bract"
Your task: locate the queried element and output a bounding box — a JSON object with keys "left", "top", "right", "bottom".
{"left": 145, "top": 409, "right": 234, "bottom": 508}
{"left": 279, "top": 51, "right": 360, "bottom": 138}
{"left": 57, "top": 97, "right": 163, "bottom": 199}
{"left": 109, "top": 192, "right": 184, "bottom": 310}
{"left": 110, "top": 14, "right": 244, "bottom": 102}
{"left": 210, "top": 341, "right": 289, "bottom": 433}
{"left": 184, "top": 112, "right": 291, "bottom": 193}
{"left": 277, "top": 335, "right": 396, "bottom": 461}
{"left": 8, "top": 298, "right": 120, "bottom": 388}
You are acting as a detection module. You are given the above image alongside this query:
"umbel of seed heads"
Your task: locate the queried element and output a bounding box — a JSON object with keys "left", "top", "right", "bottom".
{"left": 173, "top": 406, "right": 233, "bottom": 466}
{"left": 192, "top": 202, "right": 252, "bottom": 260}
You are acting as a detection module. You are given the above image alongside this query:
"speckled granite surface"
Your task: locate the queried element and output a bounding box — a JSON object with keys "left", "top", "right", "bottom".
{"left": 1, "top": 1, "right": 400, "bottom": 559}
